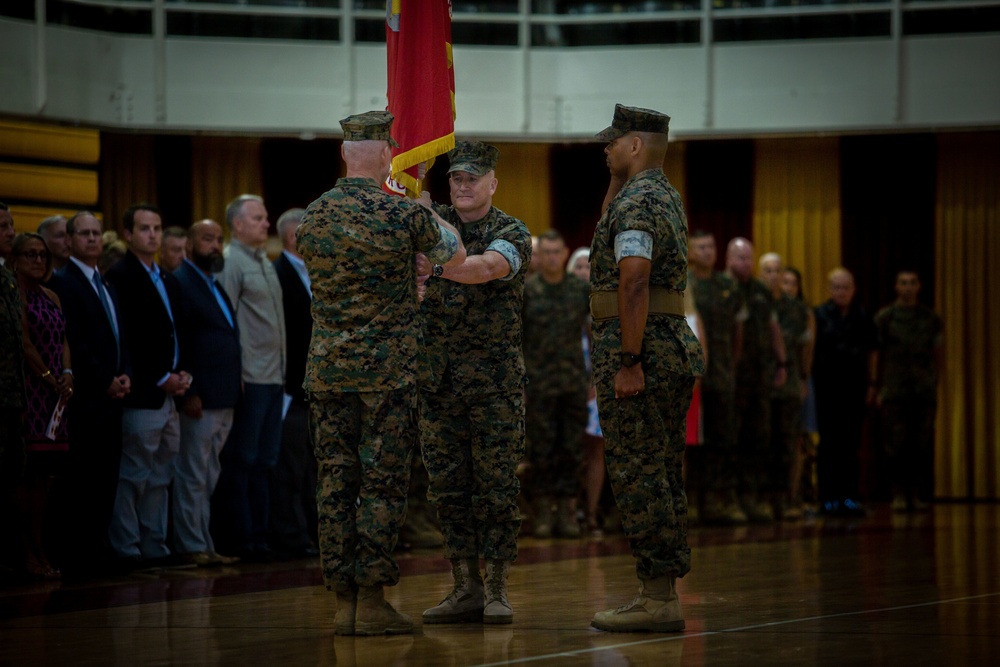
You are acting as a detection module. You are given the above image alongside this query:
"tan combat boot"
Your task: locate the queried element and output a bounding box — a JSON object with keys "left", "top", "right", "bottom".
{"left": 354, "top": 585, "right": 413, "bottom": 635}
{"left": 483, "top": 560, "right": 513, "bottom": 624}
{"left": 556, "top": 498, "right": 581, "bottom": 538}
{"left": 334, "top": 589, "right": 356, "bottom": 635}
{"left": 422, "top": 558, "right": 484, "bottom": 623}
{"left": 591, "top": 576, "right": 685, "bottom": 633}
{"left": 743, "top": 494, "right": 775, "bottom": 523}
{"left": 533, "top": 497, "right": 554, "bottom": 538}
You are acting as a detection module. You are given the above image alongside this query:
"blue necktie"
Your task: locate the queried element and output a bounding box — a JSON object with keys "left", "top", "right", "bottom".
{"left": 151, "top": 269, "right": 180, "bottom": 368}
{"left": 92, "top": 271, "right": 121, "bottom": 365}
{"left": 211, "top": 277, "right": 235, "bottom": 328}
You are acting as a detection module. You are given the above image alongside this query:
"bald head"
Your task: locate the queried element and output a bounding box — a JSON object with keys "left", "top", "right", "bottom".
{"left": 726, "top": 237, "right": 755, "bottom": 282}
{"left": 828, "top": 267, "right": 855, "bottom": 309}
{"left": 758, "top": 252, "right": 782, "bottom": 292}
{"left": 187, "top": 218, "right": 225, "bottom": 274}
{"left": 342, "top": 140, "right": 392, "bottom": 184}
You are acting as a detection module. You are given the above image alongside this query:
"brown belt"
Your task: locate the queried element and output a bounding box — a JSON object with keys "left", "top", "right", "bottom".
{"left": 590, "top": 288, "right": 685, "bottom": 321}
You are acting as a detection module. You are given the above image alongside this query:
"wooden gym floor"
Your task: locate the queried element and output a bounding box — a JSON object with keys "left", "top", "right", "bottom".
{"left": 1, "top": 503, "right": 998, "bottom": 666}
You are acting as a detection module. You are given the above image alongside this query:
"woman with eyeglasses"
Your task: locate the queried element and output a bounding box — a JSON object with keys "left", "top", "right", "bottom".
{"left": 12, "top": 232, "right": 73, "bottom": 579}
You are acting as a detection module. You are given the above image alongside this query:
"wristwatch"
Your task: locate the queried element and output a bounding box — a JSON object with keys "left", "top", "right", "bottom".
{"left": 620, "top": 352, "right": 643, "bottom": 367}
{"left": 432, "top": 264, "right": 445, "bottom": 278}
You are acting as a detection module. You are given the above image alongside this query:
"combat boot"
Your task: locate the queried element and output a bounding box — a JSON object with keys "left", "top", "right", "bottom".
{"left": 354, "top": 585, "right": 413, "bottom": 635}
{"left": 702, "top": 493, "right": 747, "bottom": 525}
{"left": 533, "top": 497, "right": 554, "bottom": 538}
{"left": 743, "top": 494, "right": 775, "bottom": 523}
{"left": 555, "top": 498, "right": 581, "bottom": 538}
{"left": 483, "top": 560, "right": 513, "bottom": 624}
{"left": 422, "top": 558, "right": 484, "bottom": 624}
{"left": 334, "top": 589, "right": 356, "bottom": 635}
{"left": 591, "top": 576, "right": 684, "bottom": 633}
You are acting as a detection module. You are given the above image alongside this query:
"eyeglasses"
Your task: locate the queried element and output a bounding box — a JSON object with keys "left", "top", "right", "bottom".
{"left": 18, "top": 251, "right": 49, "bottom": 261}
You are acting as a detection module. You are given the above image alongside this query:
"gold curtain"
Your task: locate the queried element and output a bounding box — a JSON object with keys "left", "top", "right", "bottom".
{"left": 0, "top": 120, "right": 100, "bottom": 233}
{"left": 666, "top": 140, "right": 686, "bottom": 208}
{"left": 751, "top": 137, "right": 841, "bottom": 306}
{"left": 99, "top": 133, "right": 158, "bottom": 236}
{"left": 491, "top": 142, "right": 551, "bottom": 235}
{"left": 934, "top": 131, "right": 1000, "bottom": 499}
{"left": 191, "top": 136, "right": 263, "bottom": 226}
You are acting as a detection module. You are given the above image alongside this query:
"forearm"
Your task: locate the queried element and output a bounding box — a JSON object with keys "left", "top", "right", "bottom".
{"left": 438, "top": 251, "right": 508, "bottom": 285}
{"left": 618, "top": 276, "right": 648, "bottom": 355}
{"left": 62, "top": 337, "right": 72, "bottom": 374}
{"left": 428, "top": 209, "right": 467, "bottom": 268}
{"left": 771, "top": 320, "right": 787, "bottom": 364}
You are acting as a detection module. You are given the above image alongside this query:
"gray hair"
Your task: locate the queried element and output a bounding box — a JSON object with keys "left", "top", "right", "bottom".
{"left": 758, "top": 252, "right": 782, "bottom": 270}
{"left": 37, "top": 215, "right": 68, "bottom": 236}
{"left": 566, "top": 247, "right": 590, "bottom": 274}
{"left": 225, "top": 194, "right": 264, "bottom": 229}
{"left": 276, "top": 208, "right": 306, "bottom": 237}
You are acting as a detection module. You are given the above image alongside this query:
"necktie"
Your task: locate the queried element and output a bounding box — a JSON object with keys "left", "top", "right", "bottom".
{"left": 92, "top": 271, "right": 121, "bottom": 364}
{"left": 151, "top": 269, "right": 180, "bottom": 368}
{"left": 211, "top": 277, "right": 235, "bottom": 328}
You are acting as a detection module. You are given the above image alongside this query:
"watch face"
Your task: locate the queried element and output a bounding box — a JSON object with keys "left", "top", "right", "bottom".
{"left": 433, "top": 264, "right": 444, "bottom": 277}
{"left": 621, "top": 353, "right": 641, "bottom": 367}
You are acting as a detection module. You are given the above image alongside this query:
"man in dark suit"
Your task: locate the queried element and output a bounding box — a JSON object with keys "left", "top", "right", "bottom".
{"left": 271, "top": 208, "right": 319, "bottom": 559}
{"left": 172, "top": 220, "right": 242, "bottom": 566}
{"left": 104, "top": 204, "right": 190, "bottom": 567}
{"left": 52, "top": 211, "right": 131, "bottom": 575}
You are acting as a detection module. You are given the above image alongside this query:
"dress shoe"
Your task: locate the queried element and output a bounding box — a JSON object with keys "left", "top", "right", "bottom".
{"left": 179, "top": 552, "right": 226, "bottom": 567}
{"left": 211, "top": 552, "right": 241, "bottom": 565}
{"left": 111, "top": 555, "right": 145, "bottom": 574}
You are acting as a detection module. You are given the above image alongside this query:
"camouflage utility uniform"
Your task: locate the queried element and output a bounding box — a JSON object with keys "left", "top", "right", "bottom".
{"left": 297, "top": 176, "right": 454, "bottom": 594}
{"left": 874, "top": 303, "right": 942, "bottom": 502}
{"left": 420, "top": 205, "right": 532, "bottom": 563}
{"left": 733, "top": 277, "right": 776, "bottom": 503}
{"left": 769, "top": 294, "right": 810, "bottom": 503}
{"left": 521, "top": 272, "right": 591, "bottom": 501}
{"left": 590, "top": 168, "right": 704, "bottom": 581}
{"left": 689, "top": 270, "right": 746, "bottom": 509}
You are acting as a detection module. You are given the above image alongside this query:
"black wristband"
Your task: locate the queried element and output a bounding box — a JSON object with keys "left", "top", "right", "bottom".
{"left": 621, "top": 352, "right": 643, "bottom": 368}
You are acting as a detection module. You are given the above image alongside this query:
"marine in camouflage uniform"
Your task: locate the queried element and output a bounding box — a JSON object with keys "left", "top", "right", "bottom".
{"left": 588, "top": 105, "right": 704, "bottom": 634}
{"left": 727, "top": 238, "right": 786, "bottom": 521}
{"left": 873, "top": 271, "right": 942, "bottom": 510}
{"left": 521, "top": 229, "right": 591, "bottom": 538}
{"left": 688, "top": 231, "right": 747, "bottom": 522}
{"left": 419, "top": 140, "right": 532, "bottom": 626}
{"left": 297, "top": 111, "right": 462, "bottom": 636}
{"left": 769, "top": 291, "right": 810, "bottom": 514}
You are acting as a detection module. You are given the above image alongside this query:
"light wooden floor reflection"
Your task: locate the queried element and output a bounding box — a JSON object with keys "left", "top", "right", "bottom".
{"left": 2, "top": 504, "right": 999, "bottom": 666}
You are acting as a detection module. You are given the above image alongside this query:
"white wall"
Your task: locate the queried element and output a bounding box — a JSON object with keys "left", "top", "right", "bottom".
{"left": 2, "top": 18, "right": 998, "bottom": 138}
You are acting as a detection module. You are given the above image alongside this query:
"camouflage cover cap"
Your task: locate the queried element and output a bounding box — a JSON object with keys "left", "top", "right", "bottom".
{"left": 447, "top": 140, "right": 500, "bottom": 176}
{"left": 339, "top": 110, "right": 400, "bottom": 147}
{"left": 596, "top": 104, "right": 671, "bottom": 141}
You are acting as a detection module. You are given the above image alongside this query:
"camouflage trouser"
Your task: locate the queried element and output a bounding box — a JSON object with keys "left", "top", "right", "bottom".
{"left": 735, "top": 383, "right": 771, "bottom": 497}
{"left": 420, "top": 390, "right": 524, "bottom": 562}
{"left": 700, "top": 388, "right": 738, "bottom": 497}
{"left": 768, "top": 396, "right": 802, "bottom": 495}
{"left": 310, "top": 387, "right": 416, "bottom": 593}
{"left": 597, "top": 374, "right": 694, "bottom": 581}
{"left": 524, "top": 387, "right": 588, "bottom": 499}
{"left": 882, "top": 398, "right": 936, "bottom": 499}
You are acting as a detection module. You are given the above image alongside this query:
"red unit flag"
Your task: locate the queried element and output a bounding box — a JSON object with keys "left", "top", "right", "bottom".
{"left": 385, "top": 0, "right": 456, "bottom": 197}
